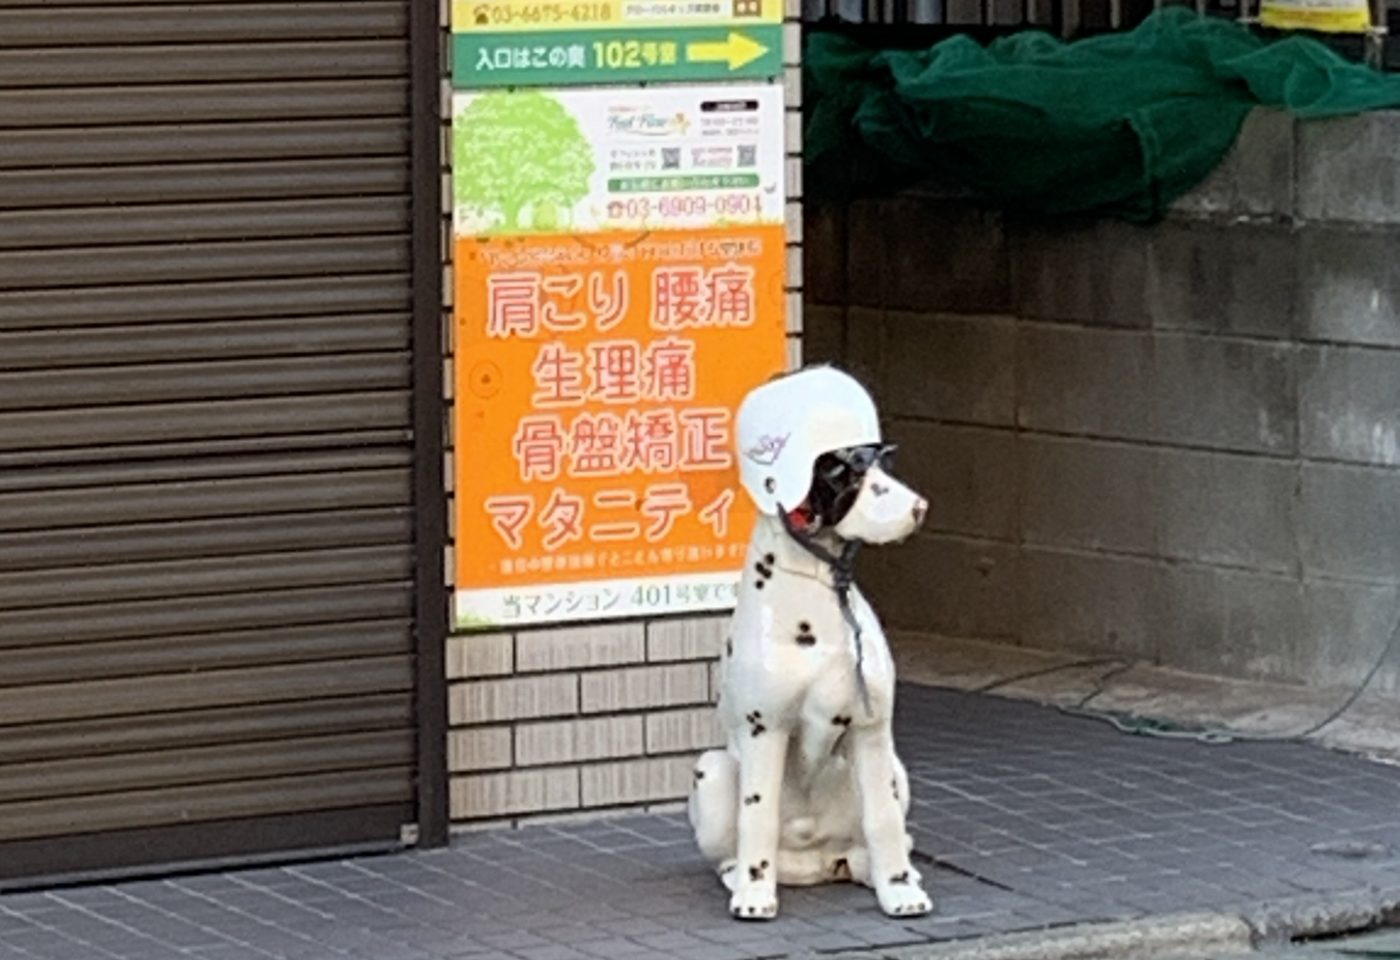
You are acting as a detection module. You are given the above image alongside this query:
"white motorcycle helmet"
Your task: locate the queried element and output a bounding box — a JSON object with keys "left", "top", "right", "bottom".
{"left": 735, "top": 365, "right": 882, "bottom": 516}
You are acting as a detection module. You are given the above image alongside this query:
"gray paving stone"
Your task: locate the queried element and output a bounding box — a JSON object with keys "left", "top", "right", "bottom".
{"left": 787, "top": 930, "right": 872, "bottom": 951}
{"left": 1, "top": 931, "right": 118, "bottom": 960}
{"left": 346, "top": 946, "right": 437, "bottom": 960}
{"left": 575, "top": 937, "right": 655, "bottom": 958}
{"left": 514, "top": 946, "right": 595, "bottom": 960}
{"left": 187, "top": 946, "right": 277, "bottom": 960}
{"left": 667, "top": 945, "right": 755, "bottom": 960}
{"left": 476, "top": 932, "right": 554, "bottom": 951}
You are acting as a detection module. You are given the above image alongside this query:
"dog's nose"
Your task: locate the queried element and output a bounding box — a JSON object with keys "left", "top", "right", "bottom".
{"left": 912, "top": 499, "right": 928, "bottom": 527}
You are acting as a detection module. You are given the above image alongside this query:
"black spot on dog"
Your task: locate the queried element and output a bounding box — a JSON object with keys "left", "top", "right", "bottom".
{"left": 746, "top": 711, "right": 767, "bottom": 737}
{"left": 832, "top": 715, "right": 852, "bottom": 727}
{"left": 743, "top": 793, "right": 761, "bottom": 806}
{"left": 694, "top": 769, "right": 705, "bottom": 781}
{"left": 889, "top": 871, "right": 910, "bottom": 885}
{"left": 795, "top": 621, "right": 816, "bottom": 647}
{"left": 871, "top": 483, "right": 890, "bottom": 497}
{"left": 748, "top": 861, "right": 770, "bottom": 882}
{"left": 763, "top": 553, "right": 775, "bottom": 566}
{"left": 752, "top": 557, "right": 774, "bottom": 593}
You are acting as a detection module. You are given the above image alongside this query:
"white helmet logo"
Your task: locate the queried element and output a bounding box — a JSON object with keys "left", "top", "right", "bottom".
{"left": 744, "top": 433, "right": 789, "bottom": 466}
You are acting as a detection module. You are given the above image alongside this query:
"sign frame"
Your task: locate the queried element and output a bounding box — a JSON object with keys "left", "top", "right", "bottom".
{"left": 450, "top": 83, "right": 789, "bottom": 631}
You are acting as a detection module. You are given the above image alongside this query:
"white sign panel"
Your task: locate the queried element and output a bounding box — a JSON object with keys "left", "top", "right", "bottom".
{"left": 451, "top": 82, "right": 786, "bottom": 236}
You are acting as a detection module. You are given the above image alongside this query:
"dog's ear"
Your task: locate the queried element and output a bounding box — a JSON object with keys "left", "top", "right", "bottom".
{"left": 807, "top": 451, "right": 862, "bottom": 528}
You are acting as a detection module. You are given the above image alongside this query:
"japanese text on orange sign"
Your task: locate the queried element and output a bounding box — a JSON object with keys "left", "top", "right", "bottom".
{"left": 454, "top": 225, "right": 786, "bottom": 610}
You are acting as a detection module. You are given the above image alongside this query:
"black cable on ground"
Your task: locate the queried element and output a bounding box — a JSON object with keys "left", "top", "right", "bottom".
{"left": 1057, "top": 601, "right": 1400, "bottom": 746}
{"left": 968, "top": 657, "right": 1122, "bottom": 695}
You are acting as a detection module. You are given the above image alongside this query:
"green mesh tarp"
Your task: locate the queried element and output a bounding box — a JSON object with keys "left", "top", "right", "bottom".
{"left": 805, "top": 8, "right": 1400, "bottom": 221}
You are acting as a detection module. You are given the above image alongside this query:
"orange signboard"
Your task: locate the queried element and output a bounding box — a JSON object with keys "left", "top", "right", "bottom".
{"left": 453, "top": 224, "right": 786, "bottom": 628}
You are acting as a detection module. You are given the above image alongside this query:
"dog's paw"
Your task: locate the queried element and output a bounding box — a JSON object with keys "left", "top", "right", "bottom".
{"left": 876, "top": 879, "right": 933, "bottom": 918}
{"left": 728, "top": 882, "right": 778, "bottom": 921}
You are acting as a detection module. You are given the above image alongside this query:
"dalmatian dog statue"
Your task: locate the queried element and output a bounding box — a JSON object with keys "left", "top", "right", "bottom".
{"left": 688, "top": 365, "right": 933, "bottom": 921}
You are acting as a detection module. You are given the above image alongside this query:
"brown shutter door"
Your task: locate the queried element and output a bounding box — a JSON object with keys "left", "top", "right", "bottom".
{"left": 0, "top": 0, "right": 423, "bottom": 884}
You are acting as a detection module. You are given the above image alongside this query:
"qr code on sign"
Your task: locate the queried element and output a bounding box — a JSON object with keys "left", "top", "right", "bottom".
{"left": 737, "top": 144, "right": 756, "bottom": 167}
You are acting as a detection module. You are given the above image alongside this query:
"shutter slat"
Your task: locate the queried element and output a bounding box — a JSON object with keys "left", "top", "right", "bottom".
{"left": 0, "top": 767, "right": 416, "bottom": 843}
{"left": 0, "top": 656, "right": 414, "bottom": 727}
{"left": 0, "top": 508, "right": 413, "bottom": 573}
{"left": 0, "top": 731, "right": 416, "bottom": 805}
{"left": 0, "top": 584, "right": 415, "bottom": 650}
{"left": 0, "top": 619, "right": 413, "bottom": 687}
{"left": 0, "top": 545, "right": 415, "bottom": 611}
{"left": 0, "top": 237, "right": 411, "bottom": 291}
{"left": 0, "top": 468, "right": 412, "bottom": 528}
{"left": 0, "top": 390, "right": 412, "bottom": 451}
{"left": 0, "top": 198, "right": 410, "bottom": 250}
{"left": 0, "top": 40, "right": 407, "bottom": 87}
{"left": 1, "top": 120, "right": 408, "bottom": 170}
{"left": 0, "top": 158, "right": 409, "bottom": 208}
{"left": 0, "top": 80, "right": 409, "bottom": 128}
{"left": 0, "top": 314, "right": 411, "bottom": 371}
{"left": 0, "top": 353, "right": 410, "bottom": 410}
{"left": 0, "top": 694, "right": 413, "bottom": 765}
{"left": 0, "top": 275, "right": 411, "bottom": 331}
{"left": 0, "top": 3, "right": 408, "bottom": 47}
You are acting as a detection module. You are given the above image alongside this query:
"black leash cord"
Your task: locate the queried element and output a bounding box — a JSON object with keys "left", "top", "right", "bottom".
{"left": 778, "top": 510, "right": 873, "bottom": 717}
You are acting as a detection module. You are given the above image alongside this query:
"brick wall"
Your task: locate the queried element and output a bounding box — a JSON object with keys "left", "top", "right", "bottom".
{"left": 445, "top": 619, "right": 723, "bottom": 820}
{"left": 805, "top": 108, "right": 1400, "bottom": 693}
{"left": 442, "top": 8, "right": 806, "bottom": 826}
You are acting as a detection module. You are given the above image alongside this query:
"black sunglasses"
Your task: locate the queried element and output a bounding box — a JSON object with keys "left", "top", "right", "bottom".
{"left": 823, "top": 443, "right": 897, "bottom": 480}
{"left": 811, "top": 444, "right": 897, "bottom": 526}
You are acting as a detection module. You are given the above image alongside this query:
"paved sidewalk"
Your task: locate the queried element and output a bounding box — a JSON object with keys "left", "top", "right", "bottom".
{"left": 6, "top": 685, "right": 1400, "bottom": 960}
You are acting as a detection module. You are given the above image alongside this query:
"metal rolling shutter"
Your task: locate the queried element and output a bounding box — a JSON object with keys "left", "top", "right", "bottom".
{"left": 0, "top": 0, "right": 422, "bottom": 883}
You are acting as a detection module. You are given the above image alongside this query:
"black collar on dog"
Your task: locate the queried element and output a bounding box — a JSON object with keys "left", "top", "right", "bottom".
{"left": 778, "top": 509, "right": 874, "bottom": 718}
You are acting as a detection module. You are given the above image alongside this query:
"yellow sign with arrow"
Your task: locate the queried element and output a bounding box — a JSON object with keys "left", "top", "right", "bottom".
{"left": 685, "top": 31, "right": 770, "bottom": 70}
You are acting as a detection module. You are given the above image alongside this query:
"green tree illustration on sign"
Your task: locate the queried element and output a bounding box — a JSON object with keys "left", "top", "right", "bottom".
{"left": 454, "top": 91, "right": 595, "bottom": 233}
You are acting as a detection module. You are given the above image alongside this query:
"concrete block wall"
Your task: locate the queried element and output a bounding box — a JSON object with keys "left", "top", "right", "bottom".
{"left": 805, "top": 108, "right": 1400, "bottom": 693}
{"left": 442, "top": 6, "right": 806, "bottom": 826}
